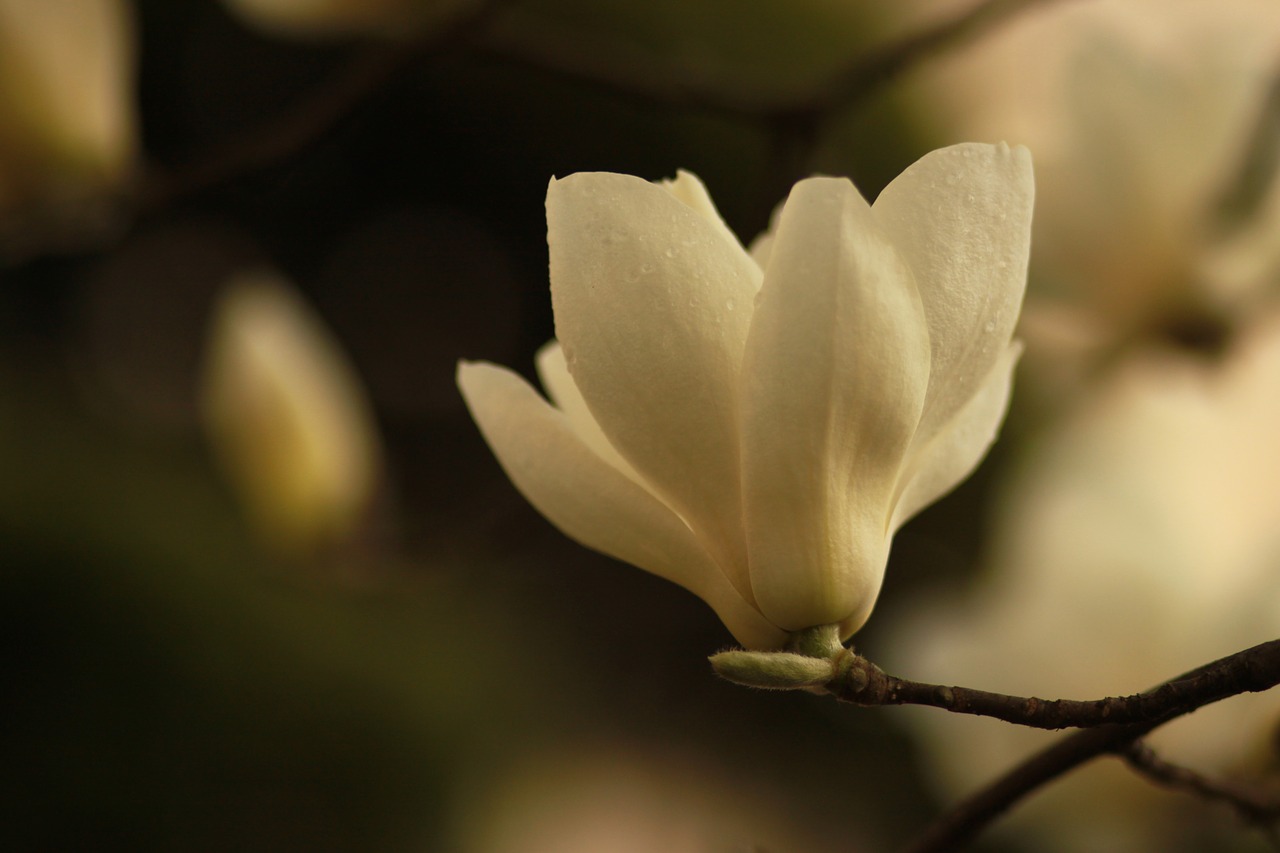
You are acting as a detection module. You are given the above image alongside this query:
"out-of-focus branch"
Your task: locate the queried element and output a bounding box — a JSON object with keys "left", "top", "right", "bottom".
{"left": 1122, "top": 740, "right": 1280, "bottom": 841}
{"left": 478, "top": 0, "right": 1066, "bottom": 122}
{"left": 140, "top": 0, "right": 1067, "bottom": 213}
{"left": 138, "top": 0, "right": 504, "bottom": 211}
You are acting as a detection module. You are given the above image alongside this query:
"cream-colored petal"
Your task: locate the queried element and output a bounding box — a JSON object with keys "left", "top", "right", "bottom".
{"left": 872, "top": 142, "right": 1033, "bottom": 451}
{"left": 747, "top": 197, "right": 786, "bottom": 271}
{"left": 891, "top": 342, "right": 1022, "bottom": 532}
{"left": 659, "top": 169, "right": 743, "bottom": 252}
{"left": 547, "top": 172, "right": 762, "bottom": 599}
{"left": 740, "top": 176, "right": 931, "bottom": 633}
{"left": 458, "top": 360, "right": 786, "bottom": 649}
{"left": 748, "top": 231, "right": 775, "bottom": 270}
{"left": 534, "top": 339, "right": 642, "bottom": 485}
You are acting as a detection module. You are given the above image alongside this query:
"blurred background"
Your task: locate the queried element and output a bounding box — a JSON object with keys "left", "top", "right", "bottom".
{"left": 5, "top": 0, "right": 1280, "bottom": 851}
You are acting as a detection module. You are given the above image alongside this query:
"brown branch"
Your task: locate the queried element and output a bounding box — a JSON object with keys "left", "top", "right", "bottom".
{"left": 829, "top": 639, "right": 1280, "bottom": 730}
{"left": 898, "top": 640, "right": 1280, "bottom": 853}
{"left": 1122, "top": 740, "right": 1280, "bottom": 836}
{"left": 713, "top": 637, "right": 1280, "bottom": 851}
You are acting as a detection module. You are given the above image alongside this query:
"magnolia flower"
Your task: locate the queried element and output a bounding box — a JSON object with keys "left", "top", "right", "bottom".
{"left": 458, "top": 143, "right": 1033, "bottom": 649}
{"left": 202, "top": 272, "right": 383, "bottom": 557}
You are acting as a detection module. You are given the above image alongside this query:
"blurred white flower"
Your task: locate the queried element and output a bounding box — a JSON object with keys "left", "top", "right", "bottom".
{"left": 221, "top": 0, "right": 477, "bottom": 38}
{"left": 458, "top": 744, "right": 835, "bottom": 853}
{"left": 885, "top": 309, "right": 1280, "bottom": 851}
{"left": 903, "top": 0, "right": 1280, "bottom": 377}
{"left": 202, "top": 272, "right": 382, "bottom": 557}
{"left": 0, "top": 0, "right": 136, "bottom": 240}
{"left": 458, "top": 143, "right": 1032, "bottom": 649}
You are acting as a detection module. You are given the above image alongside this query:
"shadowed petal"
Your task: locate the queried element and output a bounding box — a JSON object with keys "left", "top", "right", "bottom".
{"left": 534, "top": 339, "right": 643, "bottom": 485}
{"left": 547, "top": 172, "right": 762, "bottom": 599}
{"left": 458, "top": 360, "right": 787, "bottom": 649}
{"left": 659, "top": 170, "right": 743, "bottom": 252}
{"left": 740, "top": 176, "right": 931, "bottom": 633}
{"left": 891, "top": 343, "right": 1022, "bottom": 532}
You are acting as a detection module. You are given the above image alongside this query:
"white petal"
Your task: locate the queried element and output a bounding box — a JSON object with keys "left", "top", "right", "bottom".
{"left": 872, "top": 142, "right": 1033, "bottom": 450}
{"left": 748, "top": 231, "right": 775, "bottom": 270}
{"left": 458, "top": 360, "right": 786, "bottom": 649}
{"left": 659, "top": 169, "right": 743, "bottom": 252}
{"left": 891, "top": 342, "right": 1022, "bottom": 532}
{"left": 547, "top": 172, "right": 762, "bottom": 599}
{"left": 534, "top": 339, "right": 642, "bottom": 485}
{"left": 740, "top": 176, "right": 931, "bottom": 633}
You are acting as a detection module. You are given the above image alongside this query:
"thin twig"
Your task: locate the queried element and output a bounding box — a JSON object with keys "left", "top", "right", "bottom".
{"left": 1122, "top": 740, "right": 1280, "bottom": 837}
{"left": 899, "top": 640, "right": 1280, "bottom": 853}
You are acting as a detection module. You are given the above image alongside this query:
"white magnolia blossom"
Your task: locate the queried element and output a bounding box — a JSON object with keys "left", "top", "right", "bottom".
{"left": 885, "top": 309, "right": 1280, "bottom": 851}
{"left": 202, "top": 272, "right": 382, "bottom": 556}
{"left": 459, "top": 143, "right": 1033, "bottom": 649}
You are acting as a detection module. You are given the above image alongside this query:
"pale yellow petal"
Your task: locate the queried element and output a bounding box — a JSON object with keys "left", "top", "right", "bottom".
{"left": 873, "top": 142, "right": 1033, "bottom": 452}
{"left": 547, "top": 172, "right": 762, "bottom": 599}
{"left": 891, "top": 342, "right": 1022, "bottom": 531}
{"left": 534, "top": 339, "right": 642, "bottom": 485}
{"left": 458, "top": 360, "right": 787, "bottom": 649}
{"left": 740, "top": 176, "right": 930, "bottom": 633}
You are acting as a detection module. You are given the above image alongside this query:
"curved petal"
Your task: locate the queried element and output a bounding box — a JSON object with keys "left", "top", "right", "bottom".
{"left": 458, "top": 360, "right": 786, "bottom": 649}
{"left": 872, "top": 143, "right": 1033, "bottom": 451}
{"left": 534, "top": 339, "right": 643, "bottom": 485}
{"left": 747, "top": 197, "right": 786, "bottom": 271}
{"left": 891, "top": 342, "right": 1022, "bottom": 532}
{"left": 659, "top": 170, "right": 743, "bottom": 252}
{"left": 547, "top": 172, "right": 762, "bottom": 599}
{"left": 740, "top": 176, "right": 931, "bottom": 633}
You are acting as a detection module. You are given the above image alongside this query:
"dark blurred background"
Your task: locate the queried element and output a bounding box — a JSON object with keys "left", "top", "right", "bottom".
{"left": 7, "top": 1, "right": 1280, "bottom": 851}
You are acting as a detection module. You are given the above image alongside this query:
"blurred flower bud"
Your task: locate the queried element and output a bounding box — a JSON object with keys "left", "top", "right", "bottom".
{"left": 220, "top": 0, "right": 478, "bottom": 39}
{"left": 0, "top": 0, "right": 137, "bottom": 252}
{"left": 201, "top": 272, "right": 383, "bottom": 558}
